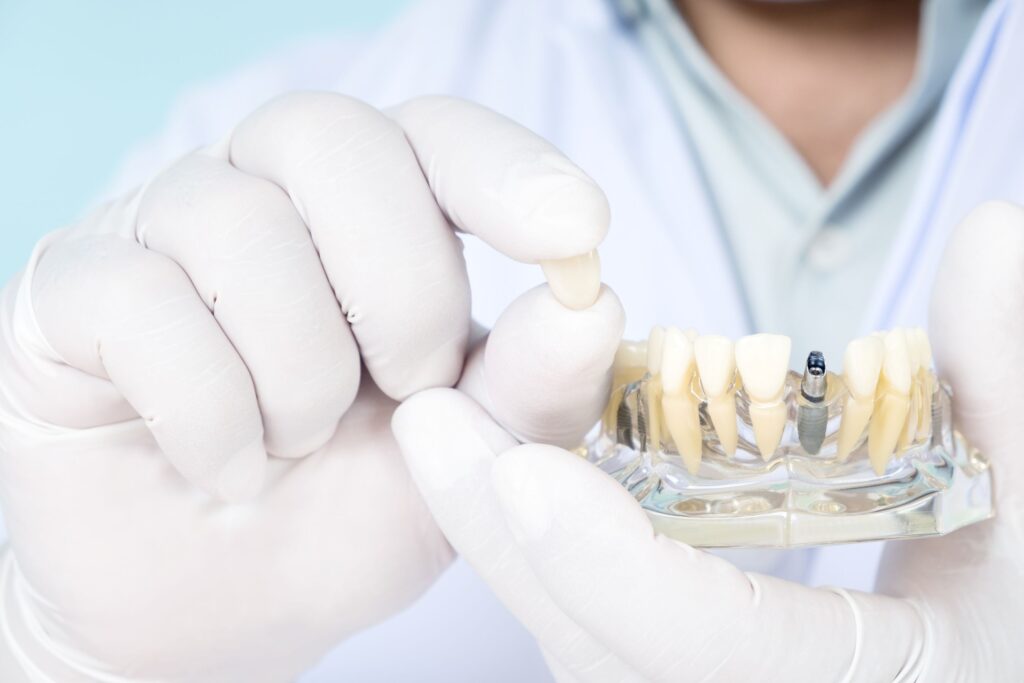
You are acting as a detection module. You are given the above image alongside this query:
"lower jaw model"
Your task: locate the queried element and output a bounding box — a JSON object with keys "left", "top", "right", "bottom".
{"left": 583, "top": 327, "right": 994, "bottom": 548}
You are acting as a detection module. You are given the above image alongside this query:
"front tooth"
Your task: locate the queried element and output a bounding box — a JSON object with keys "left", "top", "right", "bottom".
{"left": 735, "top": 334, "right": 791, "bottom": 459}
{"left": 660, "top": 328, "right": 703, "bottom": 474}
{"left": 695, "top": 335, "right": 738, "bottom": 456}
{"left": 837, "top": 335, "right": 884, "bottom": 460}
{"left": 540, "top": 250, "right": 601, "bottom": 310}
{"left": 647, "top": 326, "right": 666, "bottom": 374}
{"left": 867, "top": 330, "right": 912, "bottom": 474}
{"left": 896, "top": 329, "right": 924, "bottom": 451}
{"left": 645, "top": 326, "right": 665, "bottom": 450}
{"left": 907, "top": 328, "right": 935, "bottom": 441}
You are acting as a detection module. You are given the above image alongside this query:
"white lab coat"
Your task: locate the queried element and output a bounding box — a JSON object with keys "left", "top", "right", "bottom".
{"left": 105, "top": 0, "right": 1024, "bottom": 679}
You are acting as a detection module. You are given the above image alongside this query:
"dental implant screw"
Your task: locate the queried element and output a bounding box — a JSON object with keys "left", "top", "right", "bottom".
{"left": 798, "top": 351, "right": 828, "bottom": 455}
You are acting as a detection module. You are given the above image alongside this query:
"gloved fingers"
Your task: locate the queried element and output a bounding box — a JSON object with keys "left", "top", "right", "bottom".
{"left": 461, "top": 284, "right": 624, "bottom": 448}
{"left": 229, "top": 92, "right": 471, "bottom": 401}
{"left": 30, "top": 234, "right": 266, "bottom": 501}
{"left": 929, "top": 200, "right": 1024, "bottom": 486}
{"left": 870, "top": 201, "right": 1024, "bottom": 679}
{"left": 392, "top": 388, "right": 641, "bottom": 683}
{"left": 392, "top": 96, "right": 609, "bottom": 310}
{"left": 136, "top": 152, "right": 360, "bottom": 458}
{"left": 492, "top": 445, "right": 927, "bottom": 683}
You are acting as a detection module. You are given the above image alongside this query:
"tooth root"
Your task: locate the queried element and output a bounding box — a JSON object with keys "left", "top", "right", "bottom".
{"left": 907, "top": 328, "right": 935, "bottom": 442}
{"left": 749, "top": 402, "right": 787, "bottom": 460}
{"left": 659, "top": 328, "right": 703, "bottom": 472}
{"left": 540, "top": 250, "right": 601, "bottom": 310}
{"left": 897, "top": 387, "right": 920, "bottom": 451}
{"left": 663, "top": 393, "right": 702, "bottom": 473}
{"left": 868, "top": 392, "right": 911, "bottom": 474}
{"left": 695, "top": 335, "right": 738, "bottom": 456}
{"left": 707, "top": 393, "right": 738, "bottom": 456}
{"left": 837, "top": 334, "right": 885, "bottom": 461}
{"left": 735, "top": 334, "right": 791, "bottom": 459}
{"left": 916, "top": 375, "right": 934, "bottom": 441}
{"left": 867, "top": 330, "right": 913, "bottom": 474}
{"left": 837, "top": 398, "right": 873, "bottom": 461}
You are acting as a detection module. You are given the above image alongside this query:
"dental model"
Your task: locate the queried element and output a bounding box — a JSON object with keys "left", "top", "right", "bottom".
{"left": 584, "top": 326, "right": 993, "bottom": 548}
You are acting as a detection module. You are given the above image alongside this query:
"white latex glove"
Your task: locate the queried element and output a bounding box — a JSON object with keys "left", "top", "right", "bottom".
{"left": 0, "top": 92, "right": 622, "bottom": 682}
{"left": 394, "top": 201, "right": 1024, "bottom": 682}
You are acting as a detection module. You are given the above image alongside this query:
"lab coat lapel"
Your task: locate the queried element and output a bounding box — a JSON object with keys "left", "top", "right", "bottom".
{"left": 864, "top": 0, "right": 1024, "bottom": 334}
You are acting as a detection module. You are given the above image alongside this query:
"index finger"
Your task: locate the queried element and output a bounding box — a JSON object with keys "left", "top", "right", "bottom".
{"left": 392, "top": 96, "right": 609, "bottom": 310}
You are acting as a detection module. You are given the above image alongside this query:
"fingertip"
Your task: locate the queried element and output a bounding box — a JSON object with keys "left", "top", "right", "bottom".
{"left": 378, "top": 327, "right": 469, "bottom": 402}
{"left": 485, "top": 284, "right": 624, "bottom": 446}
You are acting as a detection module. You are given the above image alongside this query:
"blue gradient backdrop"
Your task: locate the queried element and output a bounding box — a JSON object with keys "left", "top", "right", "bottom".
{"left": 0, "top": 0, "right": 408, "bottom": 282}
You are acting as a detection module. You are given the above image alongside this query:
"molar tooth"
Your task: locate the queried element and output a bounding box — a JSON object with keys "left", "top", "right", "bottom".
{"left": 837, "top": 335, "right": 884, "bottom": 460}
{"left": 694, "top": 335, "right": 738, "bottom": 456}
{"left": 660, "top": 328, "right": 703, "bottom": 474}
{"left": 868, "top": 330, "right": 912, "bottom": 474}
{"left": 735, "top": 333, "right": 791, "bottom": 459}
{"left": 540, "top": 250, "right": 601, "bottom": 310}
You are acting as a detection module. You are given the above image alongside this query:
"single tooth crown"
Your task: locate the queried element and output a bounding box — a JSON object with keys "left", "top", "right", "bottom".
{"left": 614, "top": 339, "right": 647, "bottom": 368}
{"left": 647, "top": 326, "right": 666, "bottom": 374}
{"left": 842, "top": 336, "right": 884, "bottom": 399}
{"left": 539, "top": 250, "right": 601, "bottom": 310}
{"left": 694, "top": 335, "right": 735, "bottom": 396}
{"left": 587, "top": 326, "right": 992, "bottom": 549}
{"left": 735, "top": 334, "right": 791, "bottom": 403}
{"left": 660, "top": 328, "right": 695, "bottom": 395}
{"left": 880, "top": 330, "right": 912, "bottom": 395}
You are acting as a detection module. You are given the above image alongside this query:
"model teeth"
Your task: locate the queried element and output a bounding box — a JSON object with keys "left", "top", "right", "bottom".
{"left": 644, "top": 326, "right": 665, "bottom": 451}
{"left": 906, "top": 327, "right": 934, "bottom": 441}
{"left": 735, "top": 334, "right": 791, "bottom": 459}
{"left": 694, "top": 335, "right": 738, "bottom": 456}
{"left": 540, "top": 250, "right": 601, "bottom": 310}
{"left": 836, "top": 335, "right": 884, "bottom": 460}
{"left": 867, "top": 330, "right": 913, "bottom": 474}
{"left": 600, "top": 327, "right": 939, "bottom": 476}
{"left": 659, "top": 328, "right": 703, "bottom": 473}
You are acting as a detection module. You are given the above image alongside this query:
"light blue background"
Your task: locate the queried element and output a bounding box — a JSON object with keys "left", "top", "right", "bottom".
{"left": 0, "top": 0, "right": 409, "bottom": 284}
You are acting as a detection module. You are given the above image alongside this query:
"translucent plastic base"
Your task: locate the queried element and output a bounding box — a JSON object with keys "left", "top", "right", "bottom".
{"left": 582, "top": 373, "right": 994, "bottom": 548}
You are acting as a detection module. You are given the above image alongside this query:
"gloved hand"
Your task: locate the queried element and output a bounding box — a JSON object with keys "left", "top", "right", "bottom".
{"left": 394, "top": 201, "right": 1024, "bottom": 682}
{"left": 0, "top": 92, "right": 624, "bottom": 682}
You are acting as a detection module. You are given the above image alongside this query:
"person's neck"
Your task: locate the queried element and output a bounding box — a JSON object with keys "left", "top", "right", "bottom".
{"left": 675, "top": 0, "right": 921, "bottom": 185}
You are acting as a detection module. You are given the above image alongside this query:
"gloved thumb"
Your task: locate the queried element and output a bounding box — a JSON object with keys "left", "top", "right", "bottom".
{"left": 929, "top": 200, "right": 1024, "bottom": 469}
{"left": 458, "top": 284, "right": 624, "bottom": 448}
